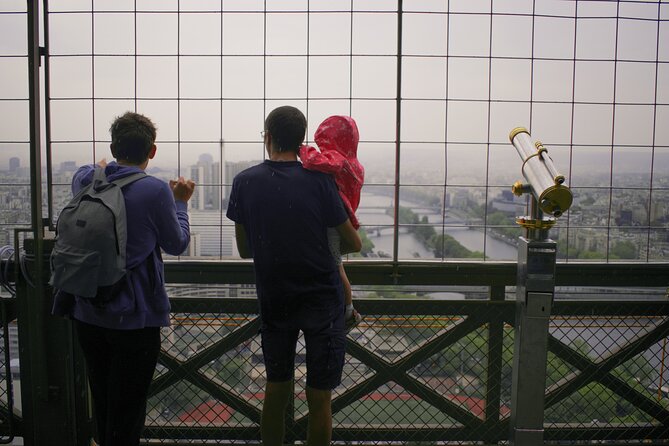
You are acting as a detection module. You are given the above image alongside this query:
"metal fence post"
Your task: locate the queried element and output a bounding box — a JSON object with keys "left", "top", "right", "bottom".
{"left": 509, "top": 237, "right": 556, "bottom": 445}
{"left": 16, "top": 238, "right": 91, "bottom": 445}
{"left": 483, "top": 285, "right": 506, "bottom": 443}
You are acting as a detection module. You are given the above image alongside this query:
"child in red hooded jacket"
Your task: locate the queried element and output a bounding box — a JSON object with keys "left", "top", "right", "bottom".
{"left": 299, "top": 115, "right": 364, "bottom": 332}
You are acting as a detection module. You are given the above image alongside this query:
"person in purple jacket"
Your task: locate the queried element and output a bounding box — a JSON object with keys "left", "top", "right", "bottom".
{"left": 52, "top": 111, "right": 194, "bottom": 446}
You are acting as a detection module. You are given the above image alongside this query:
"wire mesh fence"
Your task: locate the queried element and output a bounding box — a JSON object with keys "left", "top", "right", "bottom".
{"left": 544, "top": 303, "right": 669, "bottom": 444}
{"left": 0, "top": 264, "right": 665, "bottom": 444}
{"left": 0, "top": 330, "right": 11, "bottom": 442}
{"left": 138, "top": 289, "right": 669, "bottom": 445}
{"left": 0, "top": 302, "right": 17, "bottom": 444}
{"left": 3, "top": 1, "right": 665, "bottom": 261}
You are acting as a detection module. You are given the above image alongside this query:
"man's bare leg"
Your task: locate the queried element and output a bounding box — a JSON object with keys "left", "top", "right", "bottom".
{"left": 305, "top": 385, "right": 332, "bottom": 446}
{"left": 261, "top": 380, "right": 293, "bottom": 446}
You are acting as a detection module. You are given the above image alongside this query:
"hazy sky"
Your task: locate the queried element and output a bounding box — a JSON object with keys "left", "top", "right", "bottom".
{"left": 1, "top": 0, "right": 668, "bottom": 188}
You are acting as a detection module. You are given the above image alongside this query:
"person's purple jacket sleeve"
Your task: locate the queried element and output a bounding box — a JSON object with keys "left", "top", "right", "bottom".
{"left": 154, "top": 186, "right": 190, "bottom": 256}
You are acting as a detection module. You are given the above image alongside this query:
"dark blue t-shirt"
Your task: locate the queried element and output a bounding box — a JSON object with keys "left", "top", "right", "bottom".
{"left": 226, "top": 160, "right": 349, "bottom": 319}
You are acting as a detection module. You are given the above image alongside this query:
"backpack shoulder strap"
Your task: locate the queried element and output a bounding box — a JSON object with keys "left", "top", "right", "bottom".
{"left": 86, "top": 165, "right": 114, "bottom": 194}
{"left": 92, "top": 165, "right": 109, "bottom": 185}
{"left": 110, "top": 171, "right": 147, "bottom": 188}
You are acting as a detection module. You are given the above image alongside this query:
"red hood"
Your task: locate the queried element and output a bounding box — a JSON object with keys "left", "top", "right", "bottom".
{"left": 314, "top": 115, "right": 359, "bottom": 158}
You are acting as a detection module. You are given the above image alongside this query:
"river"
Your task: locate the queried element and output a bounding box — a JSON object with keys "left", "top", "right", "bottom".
{"left": 358, "top": 192, "right": 518, "bottom": 260}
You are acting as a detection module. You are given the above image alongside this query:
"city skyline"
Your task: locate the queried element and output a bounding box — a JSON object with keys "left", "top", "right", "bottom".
{"left": 1, "top": 153, "right": 666, "bottom": 261}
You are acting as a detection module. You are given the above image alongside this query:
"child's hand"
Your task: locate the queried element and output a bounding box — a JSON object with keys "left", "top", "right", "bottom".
{"left": 297, "top": 144, "right": 310, "bottom": 159}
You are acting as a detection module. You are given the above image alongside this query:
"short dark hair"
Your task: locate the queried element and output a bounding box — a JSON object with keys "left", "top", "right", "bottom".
{"left": 264, "top": 106, "right": 307, "bottom": 153}
{"left": 109, "top": 112, "right": 157, "bottom": 164}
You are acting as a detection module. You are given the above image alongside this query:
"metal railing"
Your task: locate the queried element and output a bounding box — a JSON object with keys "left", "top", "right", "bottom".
{"left": 0, "top": 258, "right": 668, "bottom": 444}
{"left": 144, "top": 298, "right": 669, "bottom": 444}
{"left": 143, "top": 261, "right": 669, "bottom": 444}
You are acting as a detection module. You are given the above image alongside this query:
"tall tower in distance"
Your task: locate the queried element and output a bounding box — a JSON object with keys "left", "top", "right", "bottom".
{"left": 189, "top": 152, "right": 221, "bottom": 211}
{"left": 9, "top": 157, "right": 20, "bottom": 173}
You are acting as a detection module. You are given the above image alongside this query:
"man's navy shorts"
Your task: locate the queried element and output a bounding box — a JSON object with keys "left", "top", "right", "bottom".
{"left": 260, "top": 298, "right": 346, "bottom": 390}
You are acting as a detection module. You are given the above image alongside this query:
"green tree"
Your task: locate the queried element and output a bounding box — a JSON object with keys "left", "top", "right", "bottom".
{"left": 579, "top": 250, "right": 606, "bottom": 260}
{"left": 610, "top": 240, "right": 637, "bottom": 259}
{"left": 486, "top": 211, "right": 522, "bottom": 239}
{"left": 354, "top": 227, "right": 375, "bottom": 257}
{"left": 390, "top": 206, "right": 479, "bottom": 258}
{"left": 436, "top": 331, "right": 659, "bottom": 425}
{"left": 414, "top": 216, "right": 437, "bottom": 244}
{"left": 430, "top": 234, "right": 483, "bottom": 259}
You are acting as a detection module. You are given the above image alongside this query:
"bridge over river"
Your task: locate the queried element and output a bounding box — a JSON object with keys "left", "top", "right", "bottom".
{"left": 357, "top": 192, "right": 516, "bottom": 259}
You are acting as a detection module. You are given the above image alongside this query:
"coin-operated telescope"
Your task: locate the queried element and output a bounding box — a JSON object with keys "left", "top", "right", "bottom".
{"left": 507, "top": 128, "right": 572, "bottom": 446}
{"left": 509, "top": 127, "right": 573, "bottom": 238}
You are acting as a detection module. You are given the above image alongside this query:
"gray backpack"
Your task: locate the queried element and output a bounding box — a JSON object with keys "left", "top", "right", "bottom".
{"left": 50, "top": 166, "right": 146, "bottom": 301}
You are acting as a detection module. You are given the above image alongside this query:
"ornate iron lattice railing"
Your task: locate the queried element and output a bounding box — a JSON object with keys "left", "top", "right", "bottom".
{"left": 0, "top": 261, "right": 667, "bottom": 444}
{"left": 133, "top": 262, "right": 669, "bottom": 444}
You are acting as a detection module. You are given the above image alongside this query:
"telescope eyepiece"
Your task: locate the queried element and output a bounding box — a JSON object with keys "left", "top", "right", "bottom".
{"left": 509, "top": 127, "right": 529, "bottom": 142}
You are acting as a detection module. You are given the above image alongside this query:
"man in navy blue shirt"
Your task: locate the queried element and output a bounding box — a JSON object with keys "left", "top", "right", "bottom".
{"left": 226, "top": 106, "right": 361, "bottom": 446}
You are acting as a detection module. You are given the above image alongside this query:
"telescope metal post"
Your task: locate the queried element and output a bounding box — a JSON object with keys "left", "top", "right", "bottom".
{"left": 507, "top": 127, "right": 571, "bottom": 444}
{"left": 509, "top": 196, "right": 557, "bottom": 445}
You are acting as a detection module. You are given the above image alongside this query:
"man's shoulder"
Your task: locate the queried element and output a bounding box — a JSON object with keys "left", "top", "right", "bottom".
{"left": 302, "top": 167, "right": 338, "bottom": 185}
{"left": 111, "top": 170, "right": 162, "bottom": 187}
{"left": 132, "top": 175, "right": 170, "bottom": 198}
{"left": 115, "top": 173, "right": 168, "bottom": 203}
{"left": 137, "top": 174, "right": 165, "bottom": 187}
{"left": 233, "top": 161, "right": 334, "bottom": 185}
{"left": 235, "top": 162, "right": 266, "bottom": 178}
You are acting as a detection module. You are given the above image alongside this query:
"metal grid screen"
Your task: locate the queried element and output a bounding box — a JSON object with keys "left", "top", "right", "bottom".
{"left": 1, "top": 1, "right": 669, "bottom": 445}
{"left": 0, "top": 2, "right": 30, "bottom": 250}
{"left": 1, "top": 0, "right": 666, "bottom": 261}
{"left": 0, "top": 2, "right": 27, "bottom": 443}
